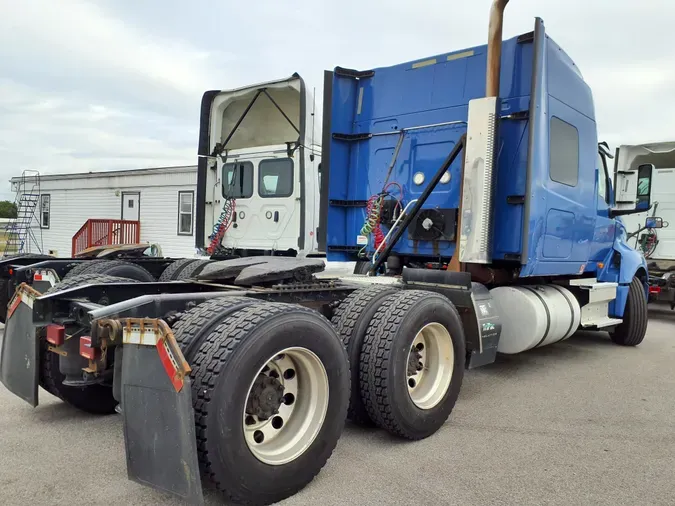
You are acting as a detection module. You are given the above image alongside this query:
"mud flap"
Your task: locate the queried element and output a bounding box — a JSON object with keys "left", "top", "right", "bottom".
{"left": 466, "top": 283, "right": 502, "bottom": 369}
{"left": 0, "top": 284, "right": 40, "bottom": 406}
{"left": 114, "top": 319, "right": 204, "bottom": 505}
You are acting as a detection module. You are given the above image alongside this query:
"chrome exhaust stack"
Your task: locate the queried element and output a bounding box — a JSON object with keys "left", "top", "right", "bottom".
{"left": 486, "top": 0, "right": 509, "bottom": 98}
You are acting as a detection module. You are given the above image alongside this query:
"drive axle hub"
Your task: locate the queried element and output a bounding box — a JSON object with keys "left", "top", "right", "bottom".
{"left": 246, "top": 374, "right": 285, "bottom": 420}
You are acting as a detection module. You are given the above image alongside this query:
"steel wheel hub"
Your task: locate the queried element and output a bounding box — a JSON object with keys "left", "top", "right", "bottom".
{"left": 243, "top": 347, "right": 329, "bottom": 465}
{"left": 406, "top": 322, "right": 454, "bottom": 410}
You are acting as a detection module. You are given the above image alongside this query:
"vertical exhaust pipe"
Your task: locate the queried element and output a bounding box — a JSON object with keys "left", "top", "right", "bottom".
{"left": 486, "top": 0, "right": 509, "bottom": 97}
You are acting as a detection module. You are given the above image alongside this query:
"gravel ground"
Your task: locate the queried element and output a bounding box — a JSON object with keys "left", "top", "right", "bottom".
{"left": 1, "top": 306, "right": 674, "bottom": 506}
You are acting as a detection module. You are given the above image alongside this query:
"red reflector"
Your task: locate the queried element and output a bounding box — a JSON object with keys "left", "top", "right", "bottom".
{"left": 156, "top": 338, "right": 183, "bottom": 392}
{"left": 46, "top": 324, "right": 65, "bottom": 346}
{"left": 649, "top": 286, "right": 661, "bottom": 294}
{"left": 33, "top": 273, "right": 43, "bottom": 281}
{"left": 79, "top": 336, "right": 97, "bottom": 360}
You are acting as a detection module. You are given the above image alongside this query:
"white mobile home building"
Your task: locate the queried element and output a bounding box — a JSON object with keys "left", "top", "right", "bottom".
{"left": 10, "top": 166, "right": 198, "bottom": 258}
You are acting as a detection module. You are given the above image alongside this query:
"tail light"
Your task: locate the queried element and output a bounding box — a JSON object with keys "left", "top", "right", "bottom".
{"left": 79, "top": 336, "right": 98, "bottom": 360}
{"left": 649, "top": 286, "right": 661, "bottom": 295}
{"left": 46, "top": 324, "right": 65, "bottom": 346}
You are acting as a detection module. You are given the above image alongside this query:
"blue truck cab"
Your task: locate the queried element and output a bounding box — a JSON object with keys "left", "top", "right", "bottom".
{"left": 322, "top": 16, "right": 651, "bottom": 352}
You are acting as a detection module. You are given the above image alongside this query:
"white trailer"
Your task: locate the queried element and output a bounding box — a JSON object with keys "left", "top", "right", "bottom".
{"left": 617, "top": 142, "right": 675, "bottom": 307}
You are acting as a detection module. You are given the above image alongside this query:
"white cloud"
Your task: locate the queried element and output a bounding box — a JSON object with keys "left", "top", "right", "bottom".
{"left": 0, "top": 0, "right": 673, "bottom": 203}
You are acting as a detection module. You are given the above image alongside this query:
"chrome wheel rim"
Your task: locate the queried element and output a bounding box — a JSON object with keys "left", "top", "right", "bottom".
{"left": 406, "top": 322, "right": 454, "bottom": 410}
{"left": 243, "top": 347, "right": 329, "bottom": 465}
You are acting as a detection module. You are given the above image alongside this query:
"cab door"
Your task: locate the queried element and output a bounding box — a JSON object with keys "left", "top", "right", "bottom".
{"left": 218, "top": 155, "right": 300, "bottom": 252}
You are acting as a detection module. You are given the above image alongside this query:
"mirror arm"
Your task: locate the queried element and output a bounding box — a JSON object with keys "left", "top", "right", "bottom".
{"left": 610, "top": 203, "right": 654, "bottom": 218}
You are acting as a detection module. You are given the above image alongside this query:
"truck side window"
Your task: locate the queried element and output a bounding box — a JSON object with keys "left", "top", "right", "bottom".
{"left": 258, "top": 158, "right": 294, "bottom": 198}
{"left": 549, "top": 117, "right": 579, "bottom": 187}
{"left": 222, "top": 161, "right": 253, "bottom": 198}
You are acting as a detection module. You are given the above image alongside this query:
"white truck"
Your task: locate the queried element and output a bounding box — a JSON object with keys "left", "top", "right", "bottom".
{"left": 617, "top": 142, "right": 675, "bottom": 308}
{"left": 197, "top": 74, "right": 324, "bottom": 259}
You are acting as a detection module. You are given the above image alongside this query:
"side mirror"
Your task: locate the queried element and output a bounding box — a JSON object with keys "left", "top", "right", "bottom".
{"left": 635, "top": 163, "right": 654, "bottom": 211}
{"left": 646, "top": 216, "right": 669, "bottom": 229}
{"left": 645, "top": 217, "right": 662, "bottom": 229}
{"left": 612, "top": 163, "right": 654, "bottom": 216}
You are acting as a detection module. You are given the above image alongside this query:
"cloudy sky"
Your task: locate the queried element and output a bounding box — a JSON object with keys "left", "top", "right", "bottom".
{"left": 0, "top": 0, "right": 673, "bottom": 200}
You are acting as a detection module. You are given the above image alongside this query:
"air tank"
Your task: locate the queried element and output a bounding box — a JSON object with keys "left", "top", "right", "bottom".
{"left": 489, "top": 284, "right": 581, "bottom": 354}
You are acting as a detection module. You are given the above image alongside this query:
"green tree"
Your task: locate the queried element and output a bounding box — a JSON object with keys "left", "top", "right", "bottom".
{"left": 0, "top": 201, "right": 17, "bottom": 219}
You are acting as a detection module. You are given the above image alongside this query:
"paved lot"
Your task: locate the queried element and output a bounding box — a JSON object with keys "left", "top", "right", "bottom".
{"left": 1, "top": 307, "right": 675, "bottom": 506}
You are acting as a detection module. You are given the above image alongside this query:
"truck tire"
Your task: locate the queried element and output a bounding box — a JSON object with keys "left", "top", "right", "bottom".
{"left": 610, "top": 277, "right": 648, "bottom": 346}
{"left": 172, "top": 296, "right": 264, "bottom": 362}
{"left": 331, "top": 284, "right": 399, "bottom": 426}
{"left": 359, "top": 290, "right": 465, "bottom": 440}
{"left": 158, "top": 258, "right": 200, "bottom": 281}
{"left": 39, "top": 274, "right": 139, "bottom": 413}
{"left": 190, "top": 303, "right": 349, "bottom": 505}
{"left": 63, "top": 260, "right": 106, "bottom": 280}
{"left": 176, "top": 259, "right": 211, "bottom": 280}
{"left": 81, "top": 260, "right": 155, "bottom": 282}
{"left": 43, "top": 273, "right": 137, "bottom": 296}
{"left": 353, "top": 261, "right": 371, "bottom": 274}
{"left": 1, "top": 252, "right": 53, "bottom": 261}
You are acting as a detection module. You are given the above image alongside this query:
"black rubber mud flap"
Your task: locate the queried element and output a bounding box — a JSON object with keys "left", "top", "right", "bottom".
{"left": 466, "top": 283, "right": 502, "bottom": 369}
{"left": 0, "top": 284, "right": 40, "bottom": 406}
{"left": 117, "top": 319, "right": 204, "bottom": 505}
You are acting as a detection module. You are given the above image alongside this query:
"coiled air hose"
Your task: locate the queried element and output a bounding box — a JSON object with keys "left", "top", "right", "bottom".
{"left": 207, "top": 197, "right": 236, "bottom": 255}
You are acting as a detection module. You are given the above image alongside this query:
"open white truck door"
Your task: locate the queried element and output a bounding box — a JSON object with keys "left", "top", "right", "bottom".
{"left": 199, "top": 74, "right": 321, "bottom": 257}
{"left": 616, "top": 142, "right": 675, "bottom": 261}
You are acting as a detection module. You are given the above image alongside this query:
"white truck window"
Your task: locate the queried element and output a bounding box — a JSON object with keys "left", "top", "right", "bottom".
{"left": 223, "top": 162, "right": 254, "bottom": 198}
{"left": 258, "top": 158, "right": 294, "bottom": 198}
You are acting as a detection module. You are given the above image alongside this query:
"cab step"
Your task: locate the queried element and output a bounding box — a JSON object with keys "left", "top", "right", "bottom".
{"left": 568, "top": 278, "right": 622, "bottom": 328}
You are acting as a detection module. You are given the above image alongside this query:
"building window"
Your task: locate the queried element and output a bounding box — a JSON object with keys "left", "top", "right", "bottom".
{"left": 549, "top": 117, "right": 579, "bottom": 187}
{"left": 178, "top": 191, "right": 194, "bottom": 235}
{"left": 222, "top": 161, "right": 253, "bottom": 198}
{"left": 259, "top": 158, "right": 294, "bottom": 198}
{"left": 40, "top": 194, "right": 50, "bottom": 229}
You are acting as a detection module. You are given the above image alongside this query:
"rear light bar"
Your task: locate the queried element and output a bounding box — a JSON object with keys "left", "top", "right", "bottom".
{"left": 46, "top": 324, "right": 65, "bottom": 346}
{"left": 79, "top": 336, "right": 98, "bottom": 360}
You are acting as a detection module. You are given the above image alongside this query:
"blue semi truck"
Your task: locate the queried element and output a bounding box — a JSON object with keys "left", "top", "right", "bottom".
{"left": 0, "top": 2, "right": 658, "bottom": 505}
